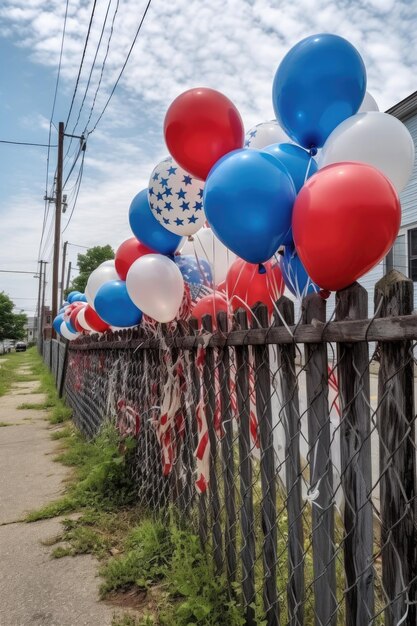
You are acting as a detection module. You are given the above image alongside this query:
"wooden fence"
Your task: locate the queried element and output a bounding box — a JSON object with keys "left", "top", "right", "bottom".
{"left": 44, "top": 270, "right": 417, "bottom": 626}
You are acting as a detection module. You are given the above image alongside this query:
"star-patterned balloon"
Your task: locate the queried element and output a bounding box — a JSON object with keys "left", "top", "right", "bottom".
{"left": 148, "top": 157, "right": 205, "bottom": 236}
{"left": 175, "top": 255, "right": 213, "bottom": 288}
{"left": 245, "top": 120, "right": 290, "bottom": 149}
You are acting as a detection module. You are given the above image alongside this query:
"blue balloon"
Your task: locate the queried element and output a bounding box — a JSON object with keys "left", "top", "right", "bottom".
{"left": 263, "top": 143, "right": 318, "bottom": 244}
{"left": 77, "top": 294, "right": 88, "bottom": 302}
{"left": 204, "top": 149, "right": 296, "bottom": 264}
{"left": 62, "top": 301, "right": 69, "bottom": 307}
{"left": 175, "top": 255, "right": 213, "bottom": 287}
{"left": 65, "top": 320, "right": 78, "bottom": 334}
{"left": 272, "top": 34, "right": 366, "bottom": 149}
{"left": 53, "top": 314, "right": 65, "bottom": 334}
{"left": 68, "top": 291, "right": 83, "bottom": 303}
{"left": 280, "top": 246, "right": 318, "bottom": 297}
{"left": 129, "top": 189, "right": 182, "bottom": 255}
{"left": 94, "top": 280, "right": 142, "bottom": 328}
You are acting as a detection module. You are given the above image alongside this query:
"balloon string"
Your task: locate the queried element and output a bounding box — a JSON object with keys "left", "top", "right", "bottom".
{"left": 190, "top": 238, "right": 211, "bottom": 288}
{"left": 304, "top": 153, "right": 314, "bottom": 184}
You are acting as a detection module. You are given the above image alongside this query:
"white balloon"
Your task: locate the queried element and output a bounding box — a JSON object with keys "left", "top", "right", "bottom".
{"left": 319, "top": 112, "right": 415, "bottom": 193}
{"left": 181, "top": 227, "right": 237, "bottom": 284}
{"left": 85, "top": 261, "right": 119, "bottom": 307}
{"left": 358, "top": 91, "right": 379, "bottom": 113}
{"left": 126, "top": 254, "right": 184, "bottom": 323}
{"left": 60, "top": 321, "right": 80, "bottom": 341}
{"left": 148, "top": 157, "right": 205, "bottom": 236}
{"left": 77, "top": 307, "right": 93, "bottom": 332}
{"left": 245, "top": 120, "right": 290, "bottom": 149}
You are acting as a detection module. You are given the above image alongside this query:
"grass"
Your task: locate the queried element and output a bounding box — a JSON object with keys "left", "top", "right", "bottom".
{"left": 0, "top": 351, "right": 28, "bottom": 396}
{"left": 26, "top": 425, "right": 138, "bottom": 521}
{"left": 0, "top": 422, "right": 12, "bottom": 427}
{"left": 112, "top": 615, "right": 156, "bottom": 626}
{"left": 99, "top": 518, "right": 246, "bottom": 626}
{"left": 17, "top": 401, "right": 54, "bottom": 410}
{"left": 21, "top": 349, "right": 246, "bottom": 624}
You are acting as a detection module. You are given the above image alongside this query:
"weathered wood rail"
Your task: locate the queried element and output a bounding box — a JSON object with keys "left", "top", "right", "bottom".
{"left": 70, "top": 311, "right": 417, "bottom": 350}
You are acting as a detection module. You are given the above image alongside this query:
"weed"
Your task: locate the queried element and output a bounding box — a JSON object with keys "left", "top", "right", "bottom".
{"left": 50, "top": 427, "right": 72, "bottom": 440}
{"left": 17, "top": 401, "right": 53, "bottom": 410}
{"left": 100, "top": 519, "right": 172, "bottom": 594}
{"left": 52, "top": 525, "right": 110, "bottom": 559}
{"left": 26, "top": 496, "right": 77, "bottom": 522}
{"left": 0, "top": 352, "right": 27, "bottom": 396}
{"left": 52, "top": 546, "right": 73, "bottom": 558}
{"left": 50, "top": 404, "right": 72, "bottom": 424}
{"left": 112, "top": 615, "right": 156, "bottom": 626}
{"left": 100, "top": 518, "right": 245, "bottom": 626}
{"left": 27, "top": 426, "right": 137, "bottom": 521}
{"left": 0, "top": 422, "right": 12, "bottom": 427}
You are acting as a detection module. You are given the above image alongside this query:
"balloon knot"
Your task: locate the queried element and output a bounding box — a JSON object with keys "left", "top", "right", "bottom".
{"left": 258, "top": 263, "right": 266, "bottom": 275}
{"left": 319, "top": 289, "right": 331, "bottom": 300}
{"left": 187, "top": 235, "right": 194, "bottom": 242}
{"left": 309, "top": 147, "right": 318, "bottom": 157}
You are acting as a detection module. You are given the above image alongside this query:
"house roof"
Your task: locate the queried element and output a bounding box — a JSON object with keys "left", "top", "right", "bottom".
{"left": 387, "top": 90, "right": 417, "bottom": 121}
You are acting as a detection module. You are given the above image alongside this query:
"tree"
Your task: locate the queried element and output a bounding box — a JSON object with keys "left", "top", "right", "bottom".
{"left": 66, "top": 245, "right": 114, "bottom": 295}
{"left": 0, "top": 293, "right": 27, "bottom": 341}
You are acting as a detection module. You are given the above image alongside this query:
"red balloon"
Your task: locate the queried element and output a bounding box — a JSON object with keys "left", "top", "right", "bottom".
{"left": 164, "top": 87, "right": 245, "bottom": 180}
{"left": 115, "top": 237, "right": 155, "bottom": 281}
{"left": 69, "top": 304, "right": 85, "bottom": 333}
{"left": 292, "top": 162, "right": 401, "bottom": 291}
{"left": 226, "top": 258, "right": 285, "bottom": 316}
{"left": 84, "top": 304, "right": 110, "bottom": 333}
{"left": 216, "top": 280, "right": 227, "bottom": 295}
{"left": 192, "top": 292, "right": 228, "bottom": 329}
{"left": 63, "top": 303, "right": 79, "bottom": 321}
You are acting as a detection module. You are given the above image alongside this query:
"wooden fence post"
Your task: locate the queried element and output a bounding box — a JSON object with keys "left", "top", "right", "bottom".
{"left": 302, "top": 293, "right": 337, "bottom": 626}
{"left": 217, "top": 311, "right": 237, "bottom": 590}
{"left": 189, "top": 318, "right": 208, "bottom": 549}
{"left": 202, "top": 314, "right": 223, "bottom": 574}
{"left": 374, "top": 270, "right": 417, "bottom": 625}
{"left": 336, "top": 282, "right": 374, "bottom": 625}
{"left": 234, "top": 308, "right": 256, "bottom": 626}
{"left": 252, "top": 302, "right": 279, "bottom": 626}
{"left": 59, "top": 341, "right": 69, "bottom": 398}
{"left": 275, "top": 296, "right": 304, "bottom": 626}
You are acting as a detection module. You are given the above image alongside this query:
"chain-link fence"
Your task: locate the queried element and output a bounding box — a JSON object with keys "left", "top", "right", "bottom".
{"left": 42, "top": 270, "right": 417, "bottom": 626}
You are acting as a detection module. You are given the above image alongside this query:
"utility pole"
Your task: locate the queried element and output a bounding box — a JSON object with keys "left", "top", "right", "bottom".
{"left": 40, "top": 262, "right": 47, "bottom": 352}
{"left": 66, "top": 261, "right": 72, "bottom": 294}
{"left": 60, "top": 240, "right": 68, "bottom": 306}
{"left": 51, "top": 121, "right": 64, "bottom": 335}
{"left": 36, "top": 260, "right": 44, "bottom": 343}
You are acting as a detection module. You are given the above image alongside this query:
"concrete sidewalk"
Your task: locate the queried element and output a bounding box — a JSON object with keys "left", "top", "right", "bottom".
{"left": 0, "top": 359, "right": 115, "bottom": 626}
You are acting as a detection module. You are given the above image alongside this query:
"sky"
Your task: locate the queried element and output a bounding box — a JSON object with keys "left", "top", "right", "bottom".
{"left": 0, "top": 0, "right": 416, "bottom": 317}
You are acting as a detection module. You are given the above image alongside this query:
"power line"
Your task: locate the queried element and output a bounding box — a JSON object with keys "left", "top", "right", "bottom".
{"left": 65, "top": 0, "right": 98, "bottom": 128}
{"left": 82, "top": 0, "right": 120, "bottom": 132}
{"left": 0, "top": 269, "right": 39, "bottom": 275}
{"left": 62, "top": 151, "right": 86, "bottom": 234}
{"left": 0, "top": 139, "right": 56, "bottom": 147}
{"left": 39, "top": 0, "right": 69, "bottom": 263}
{"left": 88, "top": 0, "right": 152, "bottom": 135}
{"left": 63, "top": 137, "right": 86, "bottom": 190}
{"left": 67, "top": 242, "right": 90, "bottom": 249}
{"left": 69, "top": 0, "right": 113, "bottom": 138}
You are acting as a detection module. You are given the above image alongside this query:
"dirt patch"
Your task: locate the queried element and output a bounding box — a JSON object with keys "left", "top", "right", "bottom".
{"left": 105, "top": 583, "right": 165, "bottom": 617}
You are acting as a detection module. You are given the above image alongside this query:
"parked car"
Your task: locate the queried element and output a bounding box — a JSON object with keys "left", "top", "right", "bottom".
{"left": 15, "top": 342, "right": 27, "bottom": 352}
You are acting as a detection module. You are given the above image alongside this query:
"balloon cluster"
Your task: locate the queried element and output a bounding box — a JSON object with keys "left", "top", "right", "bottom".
{"left": 54, "top": 33, "right": 414, "bottom": 340}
